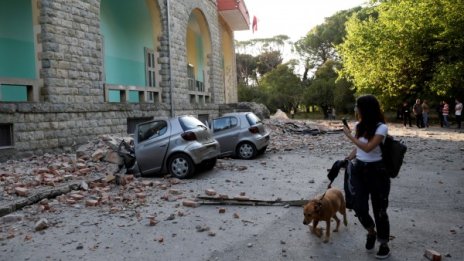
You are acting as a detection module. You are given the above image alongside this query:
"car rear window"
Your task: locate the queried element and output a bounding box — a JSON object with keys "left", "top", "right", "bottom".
{"left": 179, "top": 116, "right": 205, "bottom": 131}
{"left": 246, "top": 113, "right": 261, "bottom": 125}
{"left": 213, "top": 117, "right": 238, "bottom": 132}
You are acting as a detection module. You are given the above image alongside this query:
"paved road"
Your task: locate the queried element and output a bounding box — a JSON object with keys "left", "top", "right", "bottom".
{"left": 1, "top": 133, "right": 463, "bottom": 261}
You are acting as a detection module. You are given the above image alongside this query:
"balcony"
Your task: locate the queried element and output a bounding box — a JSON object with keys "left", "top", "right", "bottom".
{"left": 217, "top": 0, "right": 250, "bottom": 31}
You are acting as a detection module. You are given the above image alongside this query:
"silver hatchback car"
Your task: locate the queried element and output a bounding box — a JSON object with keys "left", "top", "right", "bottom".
{"left": 134, "top": 115, "right": 220, "bottom": 179}
{"left": 210, "top": 112, "right": 270, "bottom": 159}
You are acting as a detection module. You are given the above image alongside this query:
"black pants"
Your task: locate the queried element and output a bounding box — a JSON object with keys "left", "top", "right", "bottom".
{"left": 457, "top": 115, "right": 462, "bottom": 129}
{"left": 403, "top": 114, "right": 411, "bottom": 127}
{"left": 351, "top": 160, "right": 391, "bottom": 243}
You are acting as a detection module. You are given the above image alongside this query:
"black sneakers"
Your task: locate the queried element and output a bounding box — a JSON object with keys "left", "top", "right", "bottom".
{"left": 365, "top": 232, "right": 376, "bottom": 250}
{"left": 375, "top": 243, "right": 391, "bottom": 259}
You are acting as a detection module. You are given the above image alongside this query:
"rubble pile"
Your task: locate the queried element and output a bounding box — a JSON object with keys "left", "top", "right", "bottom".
{"left": 0, "top": 120, "right": 348, "bottom": 209}
{"left": 0, "top": 118, "right": 353, "bottom": 240}
{"left": 264, "top": 118, "right": 349, "bottom": 154}
{"left": 0, "top": 135, "right": 133, "bottom": 208}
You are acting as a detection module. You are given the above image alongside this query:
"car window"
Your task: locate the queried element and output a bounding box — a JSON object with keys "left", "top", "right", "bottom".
{"left": 246, "top": 113, "right": 261, "bottom": 125}
{"left": 213, "top": 117, "right": 237, "bottom": 132}
{"left": 138, "top": 120, "right": 168, "bottom": 143}
{"left": 179, "top": 116, "right": 205, "bottom": 131}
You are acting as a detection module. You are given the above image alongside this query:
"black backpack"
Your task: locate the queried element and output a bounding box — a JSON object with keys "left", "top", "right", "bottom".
{"left": 380, "top": 135, "right": 407, "bottom": 178}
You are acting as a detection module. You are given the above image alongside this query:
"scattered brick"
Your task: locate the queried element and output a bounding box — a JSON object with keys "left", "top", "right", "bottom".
{"left": 233, "top": 196, "right": 250, "bottom": 201}
{"left": 219, "top": 194, "right": 229, "bottom": 199}
{"left": 218, "top": 208, "right": 226, "bottom": 214}
{"left": 182, "top": 200, "right": 199, "bottom": 208}
{"left": 149, "top": 218, "right": 158, "bottom": 226}
{"left": 14, "top": 187, "right": 29, "bottom": 197}
{"left": 169, "top": 189, "right": 182, "bottom": 195}
{"left": 205, "top": 189, "right": 217, "bottom": 196}
{"left": 34, "top": 218, "right": 49, "bottom": 231}
{"left": 79, "top": 168, "right": 91, "bottom": 175}
{"left": 424, "top": 249, "right": 441, "bottom": 261}
{"left": 70, "top": 193, "right": 84, "bottom": 201}
{"left": 85, "top": 199, "right": 99, "bottom": 207}
{"left": 135, "top": 192, "right": 146, "bottom": 199}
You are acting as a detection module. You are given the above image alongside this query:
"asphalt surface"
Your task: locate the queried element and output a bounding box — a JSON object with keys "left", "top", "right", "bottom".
{"left": 0, "top": 129, "right": 463, "bottom": 261}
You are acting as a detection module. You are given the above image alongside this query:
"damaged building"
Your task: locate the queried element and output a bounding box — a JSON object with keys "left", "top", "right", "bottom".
{"left": 0, "top": 0, "right": 250, "bottom": 161}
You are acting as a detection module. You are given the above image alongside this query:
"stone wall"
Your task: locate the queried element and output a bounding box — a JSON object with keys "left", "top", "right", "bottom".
{"left": 39, "top": 0, "right": 104, "bottom": 104}
{"left": 0, "top": 0, "right": 232, "bottom": 161}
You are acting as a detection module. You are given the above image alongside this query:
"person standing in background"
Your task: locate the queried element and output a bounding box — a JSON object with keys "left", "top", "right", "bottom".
{"left": 455, "top": 98, "right": 462, "bottom": 129}
{"left": 401, "top": 101, "right": 412, "bottom": 127}
{"left": 437, "top": 101, "right": 444, "bottom": 127}
{"left": 442, "top": 101, "right": 450, "bottom": 128}
{"left": 413, "top": 99, "right": 424, "bottom": 128}
{"left": 422, "top": 100, "right": 430, "bottom": 128}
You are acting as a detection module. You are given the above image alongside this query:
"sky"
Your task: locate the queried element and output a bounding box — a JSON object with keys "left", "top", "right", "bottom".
{"left": 235, "top": 0, "right": 367, "bottom": 42}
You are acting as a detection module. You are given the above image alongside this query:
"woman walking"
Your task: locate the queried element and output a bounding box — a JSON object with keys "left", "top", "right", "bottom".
{"left": 343, "top": 95, "right": 391, "bottom": 259}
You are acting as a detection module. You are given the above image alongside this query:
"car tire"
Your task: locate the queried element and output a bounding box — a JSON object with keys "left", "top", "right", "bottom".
{"left": 236, "top": 142, "right": 257, "bottom": 159}
{"left": 200, "top": 157, "right": 217, "bottom": 171}
{"left": 168, "top": 153, "right": 195, "bottom": 179}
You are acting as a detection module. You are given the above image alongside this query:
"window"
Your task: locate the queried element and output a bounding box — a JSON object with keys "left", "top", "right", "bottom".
{"left": 137, "top": 120, "right": 168, "bottom": 143}
{"left": 213, "top": 117, "right": 237, "bottom": 132}
{"left": 246, "top": 113, "right": 261, "bottom": 125}
{"left": 127, "top": 117, "right": 153, "bottom": 135}
{"left": 145, "top": 48, "right": 156, "bottom": 87}
{"left": 179, "top": 116, "right": 206, "bottom": 131}
{"left": 187, "top": 64, "right": 195, "bottom": 91}
{"left": 0, "top": 124, "right": 14, "bottom": 148}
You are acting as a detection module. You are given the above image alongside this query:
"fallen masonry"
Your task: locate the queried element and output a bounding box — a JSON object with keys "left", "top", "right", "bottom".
{"left": 195, "top": 196, "right": 309, "bottom": 207}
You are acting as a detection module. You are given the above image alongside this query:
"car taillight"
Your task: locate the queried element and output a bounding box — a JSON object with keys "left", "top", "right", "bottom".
{"left": 181, "top": 131, "right": 197, "bottom": 141}
{"left": 248, "top": 126, "right": 259, "bottom": 134}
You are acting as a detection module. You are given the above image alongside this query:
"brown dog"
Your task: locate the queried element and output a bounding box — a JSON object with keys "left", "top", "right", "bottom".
{"left": 303, "top": 187, "right": 348, "bottom": 243}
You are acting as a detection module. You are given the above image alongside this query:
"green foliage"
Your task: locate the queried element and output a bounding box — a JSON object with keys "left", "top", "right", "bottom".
{"left": 256, "top": 50, "right": 283, "bottom": 76}
{"left": 339, "top": 0, "right": 464, "bottom": 107}
{"left": 294, "top": 7, "right": 361, "bottom": 81}
{"left": 259, "top": 63, "right": 303, "bottom": 112}
{"left": 235, "top": 35, "right": 292, "bottom": 57}
{"left": 237, "top": 83, "right": 263, "bottom": 102}
{"left": 236, "top": 53, "right": 257, "bottom": 86}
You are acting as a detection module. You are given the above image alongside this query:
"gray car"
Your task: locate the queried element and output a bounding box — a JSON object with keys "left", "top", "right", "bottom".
{"left": 134, "top": 115, "right": 220, "bottom": 179}
{"left": 210, "top": 112, "right": 270, "bottom": 159}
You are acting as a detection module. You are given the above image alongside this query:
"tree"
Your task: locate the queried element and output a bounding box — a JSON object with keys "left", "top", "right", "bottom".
{"left": 256, "top": 50, "right": 283, "bottom": 77}
{"left": 236, "top": 35, "right": 292, "bottom": 57}
{"left": 339, "top": 0, "right": 464, "bottom": 108}
{"left": 259, "top": 63, "right": 303, "bottom": 113}
{"left": 236, "top": 53, "right": 257, "bottom": 86}
{"left": 295, "top": 7, "right": 361, "bottom": 82}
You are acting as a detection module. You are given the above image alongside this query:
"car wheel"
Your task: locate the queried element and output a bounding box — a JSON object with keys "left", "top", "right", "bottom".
{"left": 168, "top": 153, "right": 195, "bottom": 179}
{"left": 236, "top": 142, "right": 257, "bottom": 159}
{"left": 200, "top": 157, "right": 217, "bottom": 171}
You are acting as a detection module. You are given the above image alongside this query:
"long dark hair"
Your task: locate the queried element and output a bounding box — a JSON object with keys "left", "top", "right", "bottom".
{"left": 355, "top": 95, "right": 385, "bottom": 140}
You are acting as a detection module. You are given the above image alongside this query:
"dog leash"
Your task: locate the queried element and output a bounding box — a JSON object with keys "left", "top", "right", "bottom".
{"left": 319, "top": 180, "right": 334, "bottom": 200}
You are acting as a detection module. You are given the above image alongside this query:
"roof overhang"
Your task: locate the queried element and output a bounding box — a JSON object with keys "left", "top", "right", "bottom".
{"left": 217, "top": 0, "right": 250, "bottom": 31}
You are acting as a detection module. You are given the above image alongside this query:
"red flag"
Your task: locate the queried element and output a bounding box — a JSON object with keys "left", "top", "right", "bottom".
{"left": 252, "top": 16, "right": 258, "bottom": 33}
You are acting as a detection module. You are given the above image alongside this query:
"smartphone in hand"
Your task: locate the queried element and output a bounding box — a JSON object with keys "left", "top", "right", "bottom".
{"left": 342, "top": 118, "right": 350, "bottom": 130}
